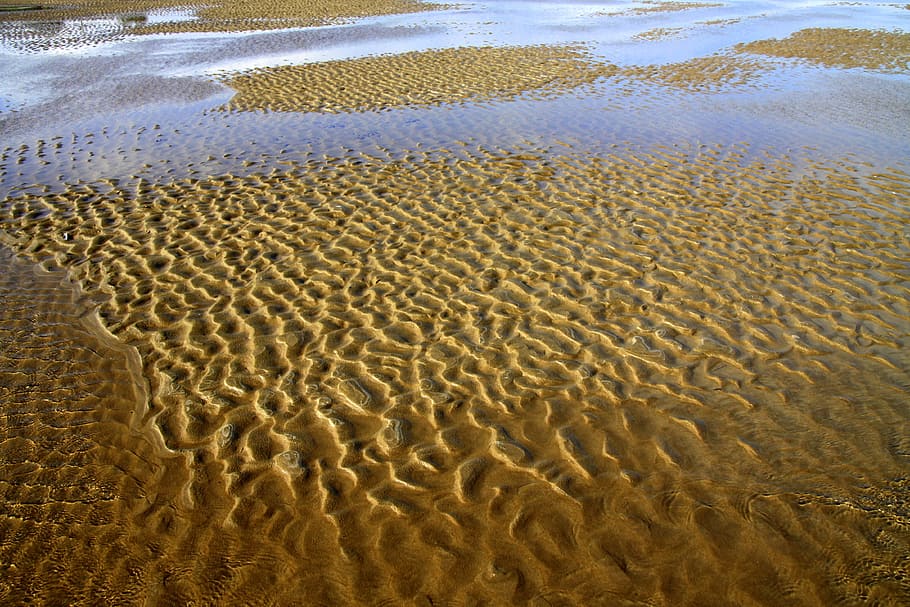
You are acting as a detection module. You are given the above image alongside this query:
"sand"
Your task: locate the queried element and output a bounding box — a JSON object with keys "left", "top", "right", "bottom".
{"left": 1, "top": 0, "right": 909, "bottom": 605}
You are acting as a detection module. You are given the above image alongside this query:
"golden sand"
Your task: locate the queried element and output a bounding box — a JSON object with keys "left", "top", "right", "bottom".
{"left": 138, "top": 0, "right": 449, "bottom": 35}
{"left": 698, "top": 17, "right": 744, "bottom": 26}
{"left": 0, "top": 0, "right": 184, "bottom": 28}
{"left": 2, "top": 141, "right": 908, "bottom": 604}
{"left": 223, "top": 45, "right": 619, "bottom": 114}
{"left": 0, "top": 0, "right": 181, "bottom": 14}
{"left": 738, "top": 28, "right": 910, "bottom": 72}
{"left": 0, "top": 245, "right": 186, "bottom": 602}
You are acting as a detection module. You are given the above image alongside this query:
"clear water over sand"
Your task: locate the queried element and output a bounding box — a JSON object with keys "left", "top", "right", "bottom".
{"left": 1, "top": 0, "right": 908, "bottom": 604}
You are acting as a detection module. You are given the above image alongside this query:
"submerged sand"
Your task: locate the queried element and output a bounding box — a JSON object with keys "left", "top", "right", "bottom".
{"left": 1, "top": 1, "right": 910, "bottom": 605}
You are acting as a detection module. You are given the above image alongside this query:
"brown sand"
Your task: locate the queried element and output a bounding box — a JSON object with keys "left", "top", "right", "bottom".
{"left": 137, "top": 0, "right": 450, "bottom": 35}
{"left": 697, "top": 17, "right": 744, "bottom": 27}
{"left": 0, "top": 245, "right": 185, "bottom": 603}
{"left": 2, "top": 142, "right": 908, "bottom": 604}
{"left": 222, "top": 45, "right": 619, "bottom": 114}
{"left": 0, "top": 0, "right": 186, "bottom": 28}
{"left": 609, "top": 27, "right": 910, "bottom": 94}
{"left": 631, "top": 1, "right": 722, "bottom": 15}
{"left": 738, "top": 28, "right": 910, "bottom": 72}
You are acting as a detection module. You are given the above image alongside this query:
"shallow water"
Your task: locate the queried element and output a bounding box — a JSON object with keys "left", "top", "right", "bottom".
{"left": 1, "top": 0, "right": 909, "bottom": 604}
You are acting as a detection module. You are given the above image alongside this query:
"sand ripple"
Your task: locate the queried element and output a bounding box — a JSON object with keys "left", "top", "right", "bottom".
{"left": 219, "top": 44, "right": 779, "bottom": 116}
{"left": 2, "top": 142, "right": 908, "bottom": 604}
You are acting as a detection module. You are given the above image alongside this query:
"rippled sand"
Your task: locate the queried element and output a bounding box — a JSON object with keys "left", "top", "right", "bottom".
{"left": 1, "top": 0, "right": 910, "bottom": 605}
{"left": 3, "top": 140, "right": 909, "bottom": 604}
{"left": 224, "top": 45, "right": 618, "bottom": 114}
{"left": 738, "top": 28, "right": 910, "bottom": 72}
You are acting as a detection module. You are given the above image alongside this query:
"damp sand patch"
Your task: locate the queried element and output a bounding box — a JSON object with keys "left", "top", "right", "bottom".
{"left": 198, "top": 0, "right": 440, "bottom": 25}
{"left": 132, "top": 0, "right": 452, "bottom": 34}
{"left": 627, "top": 0, "right": 723, "bottom": 15}
{"left": 221, "top": 45, "right": 619, "bottom": 113}
{"left": 737, "top": 28, "right": 910, "bottom": 72}
{"left": 0, "top": 0, "right": 186, "bottom": 22}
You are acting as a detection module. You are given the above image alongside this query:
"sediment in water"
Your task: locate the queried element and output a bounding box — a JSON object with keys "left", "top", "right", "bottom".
{"left": 0, "top": 245, "right": 189, "bottom": 603}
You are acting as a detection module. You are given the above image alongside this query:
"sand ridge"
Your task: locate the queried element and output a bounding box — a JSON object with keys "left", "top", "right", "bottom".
{"left": 2, "top": 140, "right": 908, "bottom": 604}
{"left": 217, "top": 43, "right": 774, "bottom": 118}
{"left": 598, "top": 1, "right": 724, "bottom": 18}
{"left": 624, "top": 26, "right": 910, "bottom": 92}
{"left": 634, "top": 26, "right": 686, "bottom": 41}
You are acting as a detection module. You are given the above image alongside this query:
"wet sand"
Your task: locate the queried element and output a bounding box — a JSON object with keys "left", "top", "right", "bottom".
{"left": 1, "top": 0, "right": 909, "bottom": 605}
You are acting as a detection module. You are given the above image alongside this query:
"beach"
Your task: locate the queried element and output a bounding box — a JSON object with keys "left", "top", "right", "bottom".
{"left": 1, "top": 0, "right": 908, "bottom": 604}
